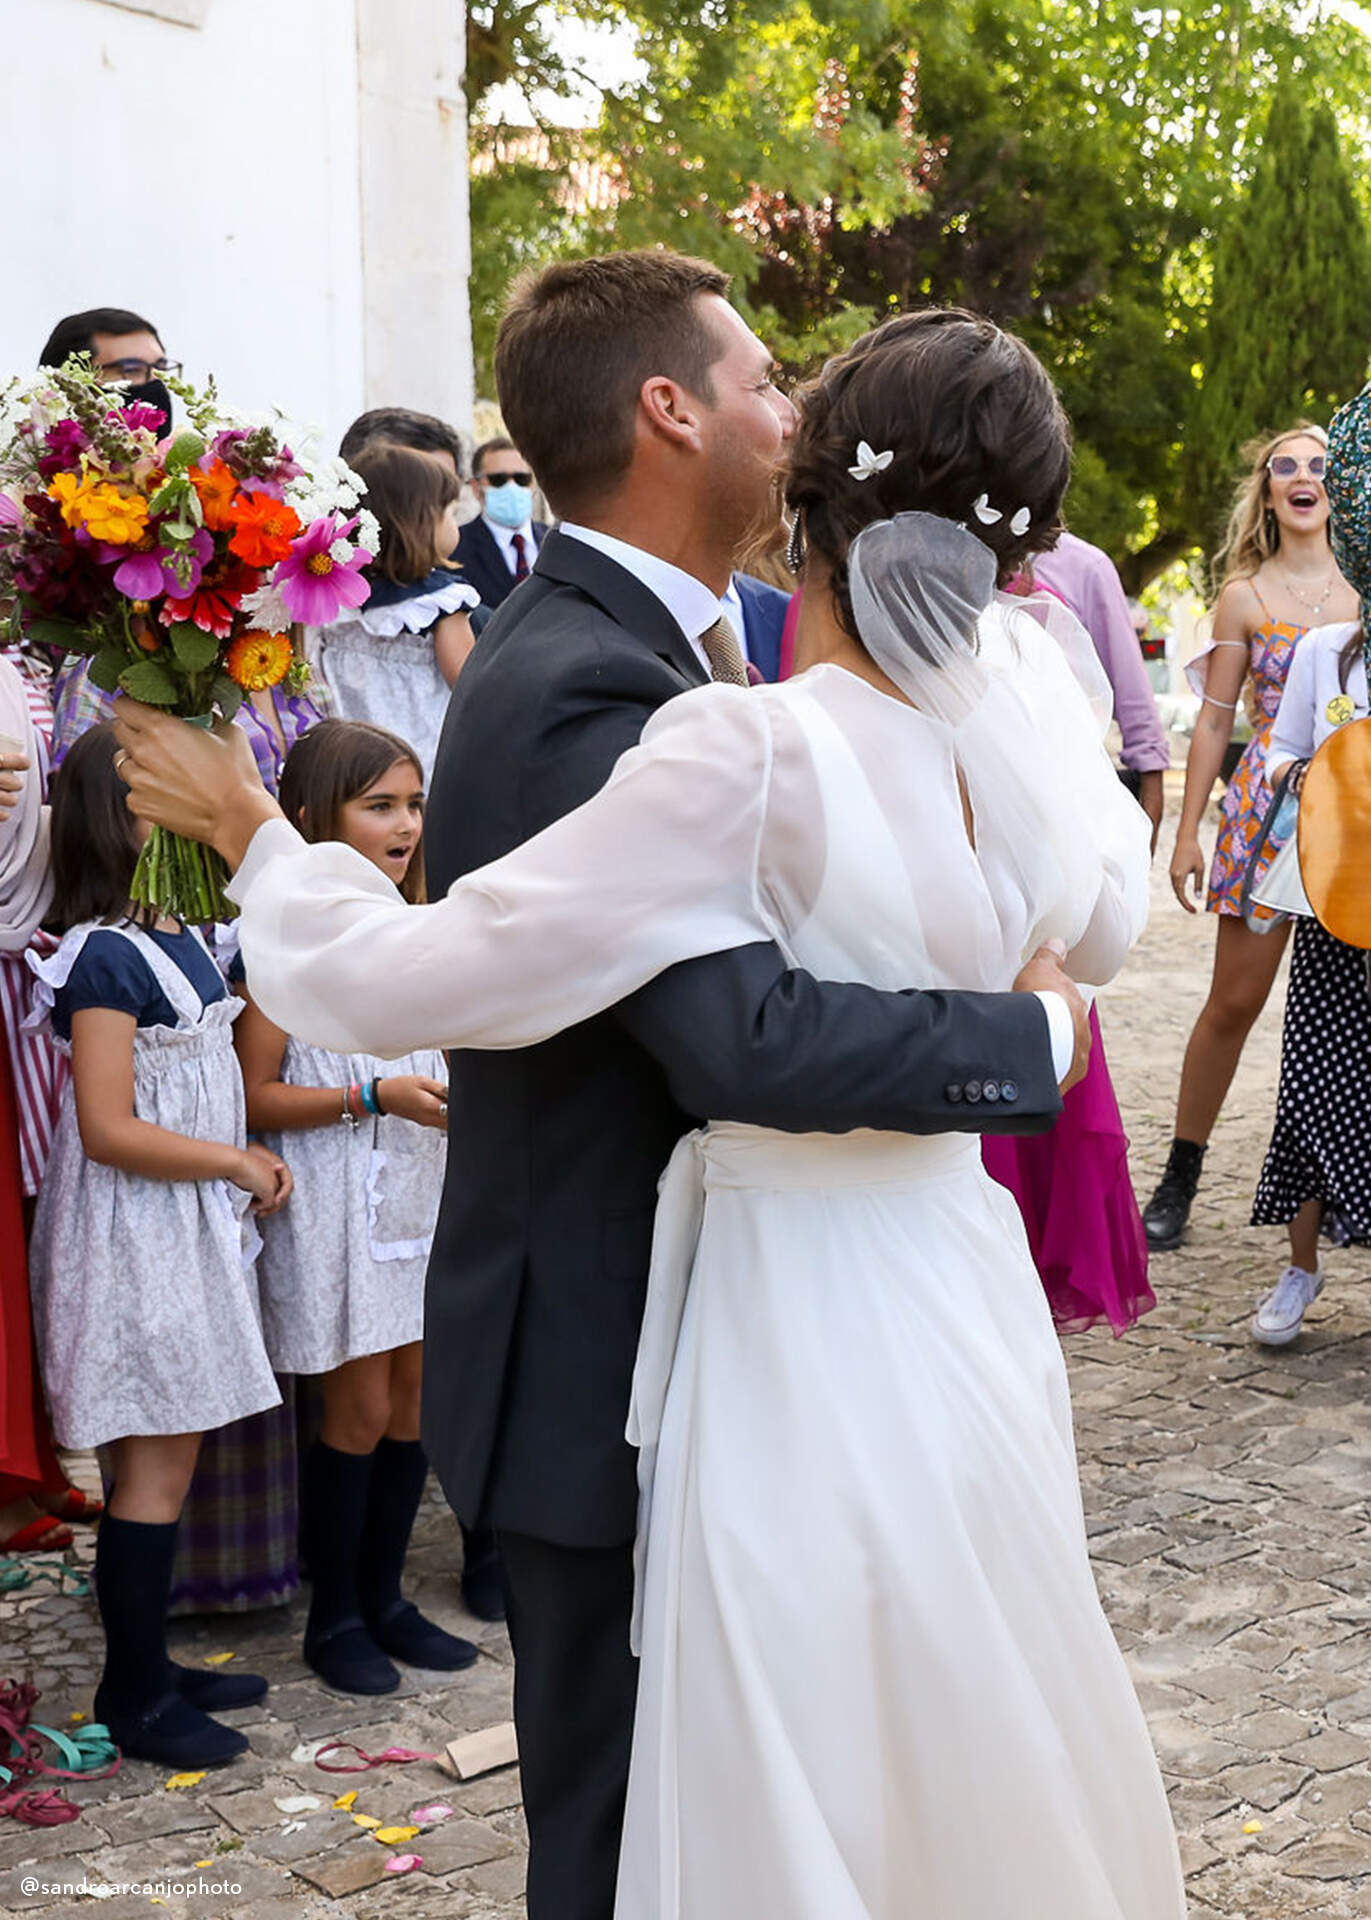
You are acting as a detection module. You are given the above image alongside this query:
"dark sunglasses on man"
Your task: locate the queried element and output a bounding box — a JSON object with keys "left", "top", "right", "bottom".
{"left": 483, "top": 470, "right": 534, "bottom": 488}
{"left": 1267, "top": 452, "right": 1326, "bottom": 480}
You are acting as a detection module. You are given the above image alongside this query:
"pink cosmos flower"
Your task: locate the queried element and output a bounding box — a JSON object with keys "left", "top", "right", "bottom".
{"left": 113, "top": 526, "right": 213, "bottom": 601}
{"left": 276, "top": 514, "right": 373, "bottom": 625}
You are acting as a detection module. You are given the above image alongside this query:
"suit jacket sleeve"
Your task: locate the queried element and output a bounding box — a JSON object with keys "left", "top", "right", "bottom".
{"left": 615, "top": 944, "right": 1061, "bottom": 1137}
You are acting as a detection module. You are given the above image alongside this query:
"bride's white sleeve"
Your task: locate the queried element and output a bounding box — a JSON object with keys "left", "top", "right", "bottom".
{"left": 998, "top": 602, "right": 1151, "bottom": 984}
{"left": 229, "top": 686, "right": 780, "bottom": 1057}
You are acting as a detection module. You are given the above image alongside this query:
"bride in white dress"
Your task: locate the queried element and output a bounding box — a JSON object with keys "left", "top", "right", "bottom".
{"left": 115, "top": 315, "right": 1186, "bottom": 1917}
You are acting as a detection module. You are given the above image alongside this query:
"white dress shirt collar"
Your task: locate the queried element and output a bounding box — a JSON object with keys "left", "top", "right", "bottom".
{"left": 558, "top": 524, "right": 726, "bottom": 669}
{"left": 483, "top": 513, "right": 537, "bottom": 572}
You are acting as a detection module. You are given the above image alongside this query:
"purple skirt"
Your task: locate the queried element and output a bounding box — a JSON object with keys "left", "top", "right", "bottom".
{"left": 982, "top": 1006, "right": 1154, "bottom": 1337}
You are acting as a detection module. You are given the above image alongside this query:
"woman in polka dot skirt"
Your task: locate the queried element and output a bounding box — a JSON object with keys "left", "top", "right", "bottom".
{"left": 1250, "top": 381, "right": 1371, "bottom": 1345}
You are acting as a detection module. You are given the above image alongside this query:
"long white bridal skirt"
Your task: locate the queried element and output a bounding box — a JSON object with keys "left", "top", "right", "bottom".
{"left": 615, "top": 1126, "right": 1186, "bottom": 1920}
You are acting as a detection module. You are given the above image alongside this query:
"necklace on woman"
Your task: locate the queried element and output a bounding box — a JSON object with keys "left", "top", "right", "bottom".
{"left": 1281, "top": 567, "right": 1335, "bottom": 618}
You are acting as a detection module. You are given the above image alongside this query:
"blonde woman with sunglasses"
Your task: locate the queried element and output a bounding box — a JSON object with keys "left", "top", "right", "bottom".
{"left": 1143, "top": 426, "right": 1358, "bottom": 1251}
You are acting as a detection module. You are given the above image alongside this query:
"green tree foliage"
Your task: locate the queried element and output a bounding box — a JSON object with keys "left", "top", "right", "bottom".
{"left": 467, "top": 0, "right": 1371, "bottom": 579}
{"left": 1185, "top": 91, "right": 1371, "bottom": 563}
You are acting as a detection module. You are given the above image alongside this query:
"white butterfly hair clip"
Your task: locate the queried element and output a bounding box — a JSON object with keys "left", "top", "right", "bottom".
{"left": 849, "top": 441, "right": 894, "bottom": 482}
{"left": 973, "top": 493, "right": 1032, "bottom": 537}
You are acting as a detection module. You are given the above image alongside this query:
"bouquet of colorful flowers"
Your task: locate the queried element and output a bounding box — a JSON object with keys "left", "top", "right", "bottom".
{"left": 0, "top": 359, "right": 377, "bottom": 922}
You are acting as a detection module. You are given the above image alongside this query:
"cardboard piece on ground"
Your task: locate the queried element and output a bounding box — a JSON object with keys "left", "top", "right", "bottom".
{"left": 439, "top": 1722, "right": 519, "bottom": 1781}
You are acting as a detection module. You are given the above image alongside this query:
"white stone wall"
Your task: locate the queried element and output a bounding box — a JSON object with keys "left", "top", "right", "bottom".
{"left": 2, "top": 0, "right": 472, "bottom": 450}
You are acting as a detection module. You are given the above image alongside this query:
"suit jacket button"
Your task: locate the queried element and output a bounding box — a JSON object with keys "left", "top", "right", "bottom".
{"left": 1001, "top": 1079, "right": 1019, "bottom": 1103}
{"left": 982, "top": 1079, "right": 1001, "bottom": 1103}
{"left": 964, "top": 1079, "right": 982, "bottom": 1104}
{"left": 945, "top": 1083, "right": 963, "bottom": 1104}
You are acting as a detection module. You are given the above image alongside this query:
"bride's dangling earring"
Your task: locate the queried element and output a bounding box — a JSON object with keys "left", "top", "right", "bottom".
{"left": 785, "top": 511, "right": 805, "bottom": 576}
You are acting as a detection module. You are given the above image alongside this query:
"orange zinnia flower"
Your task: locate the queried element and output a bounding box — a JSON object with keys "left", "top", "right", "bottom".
{"left": 227, "top": 492, "right": 302, "bottom": 568}
{"left": 224, "top": 628, "right": 293, "bottom": 692}
{"left": 190, "top": 459, "right": 242, "bottom": 532}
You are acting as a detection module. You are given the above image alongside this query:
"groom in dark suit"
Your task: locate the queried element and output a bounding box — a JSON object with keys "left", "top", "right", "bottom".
{"left": 423, "top": 251, "right": 1089, "bottom": 1920}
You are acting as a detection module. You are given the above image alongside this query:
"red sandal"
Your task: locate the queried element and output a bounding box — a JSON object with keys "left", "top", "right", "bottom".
{"left": 38, "top": 1486, "right": 103, "bottom": 1526}
{"left": 0, "top": 1517, "right": 74, "bottom": 1555}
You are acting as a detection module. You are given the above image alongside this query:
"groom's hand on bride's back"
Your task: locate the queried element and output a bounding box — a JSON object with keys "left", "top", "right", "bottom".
{"left": 1012, "top": 943, "right": 1091, "bottom": 1095}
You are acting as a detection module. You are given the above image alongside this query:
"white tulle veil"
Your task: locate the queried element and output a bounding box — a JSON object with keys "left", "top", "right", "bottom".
{"left": 845, "top": 510, "right": 1148, "bottom": 969}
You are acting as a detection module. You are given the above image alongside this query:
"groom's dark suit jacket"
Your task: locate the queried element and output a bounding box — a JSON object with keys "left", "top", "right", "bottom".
{"left": 422, "top": 530, "right": 1062, "bottom": 1549}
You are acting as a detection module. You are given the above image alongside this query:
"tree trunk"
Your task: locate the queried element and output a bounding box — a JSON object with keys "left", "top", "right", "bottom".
{"left": 1117, "top": 530, "right": 1195, "bottom": 598}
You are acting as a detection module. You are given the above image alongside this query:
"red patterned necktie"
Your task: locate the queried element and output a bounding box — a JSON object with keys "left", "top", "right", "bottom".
{"left": 511, "top": 532, "right": 529, "bottom": 581}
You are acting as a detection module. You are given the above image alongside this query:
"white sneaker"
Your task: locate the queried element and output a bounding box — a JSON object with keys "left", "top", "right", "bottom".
{"left": 1251, "top": 1264, "right": 1324, "bottom": 1346}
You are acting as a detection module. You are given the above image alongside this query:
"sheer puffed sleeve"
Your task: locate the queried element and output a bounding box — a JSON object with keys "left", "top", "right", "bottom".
{"left": 229, "top": 685, "right": 781, "bottom": 1057}
{"left": 987, "top": 602, "right": 1151, "bottom": 985}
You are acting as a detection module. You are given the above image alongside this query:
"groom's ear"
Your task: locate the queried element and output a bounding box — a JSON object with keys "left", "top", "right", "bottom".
{"left": 638, "top": 375, "right": 706, "bottom": 455}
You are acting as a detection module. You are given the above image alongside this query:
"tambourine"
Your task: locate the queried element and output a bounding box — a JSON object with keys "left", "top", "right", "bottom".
{"left": 1298, "top": 714, "right": 1371, "bottom": 947}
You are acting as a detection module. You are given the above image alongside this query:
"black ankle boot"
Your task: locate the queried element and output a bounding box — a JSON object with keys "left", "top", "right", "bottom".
{"left": 360, "top": 1439, "right": 478, "bottom": 1673}
{"left": 1142, "top": 1139, "right": 1206, "bottom": 1251}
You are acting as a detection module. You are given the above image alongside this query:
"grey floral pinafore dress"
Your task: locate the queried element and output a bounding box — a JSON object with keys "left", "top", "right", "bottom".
{"left": 27, "top": 922, "right": 281, "bottom": 1450}
{"left": 255, "top": 1036, "right": 446, "bottom": 1374}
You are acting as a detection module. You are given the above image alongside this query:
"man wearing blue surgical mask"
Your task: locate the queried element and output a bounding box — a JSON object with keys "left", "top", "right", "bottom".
{"left": 456, "top": 438, "right": 549, "bottom": 609}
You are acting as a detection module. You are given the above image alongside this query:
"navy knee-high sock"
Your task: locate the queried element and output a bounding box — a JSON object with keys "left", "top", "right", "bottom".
{"left": 357, "top": 1437, "right": 427, "bottom": 1623}
{"left": 94, "top": 1515, "right": 177, "bottom": 1711}
{"left": 300, "top": 1440, "right": 375, "bottom": 1642}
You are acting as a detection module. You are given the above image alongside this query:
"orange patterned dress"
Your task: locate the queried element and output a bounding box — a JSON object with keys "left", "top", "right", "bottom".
{"left": 1205, "top": 618, "right": 1307, "bottom": 916}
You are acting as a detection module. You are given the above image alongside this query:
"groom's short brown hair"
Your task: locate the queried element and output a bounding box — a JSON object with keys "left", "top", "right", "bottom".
{"left": 495, "top": 250, "right": 731, "bottom": 519}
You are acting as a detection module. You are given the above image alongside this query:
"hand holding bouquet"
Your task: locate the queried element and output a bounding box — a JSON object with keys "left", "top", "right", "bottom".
{"left": 0, "top": 360, "right": 376, "bottom": 921}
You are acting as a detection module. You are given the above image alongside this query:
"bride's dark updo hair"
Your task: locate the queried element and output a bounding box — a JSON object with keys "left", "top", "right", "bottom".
{"left": 785, "top": 308, "right": 1072, "bottom": 634}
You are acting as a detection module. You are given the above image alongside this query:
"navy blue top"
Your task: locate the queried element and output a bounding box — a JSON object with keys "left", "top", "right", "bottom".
{"left": 51, "top": 926, "right": 227, "bottom": 1042}
{"left": 363, "top": 562, "right": 472, "bottom": 609}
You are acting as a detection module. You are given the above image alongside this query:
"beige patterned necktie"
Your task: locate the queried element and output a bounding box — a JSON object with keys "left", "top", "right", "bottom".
{"left": 699, "top": 613, "right": 749, "bottom": 687}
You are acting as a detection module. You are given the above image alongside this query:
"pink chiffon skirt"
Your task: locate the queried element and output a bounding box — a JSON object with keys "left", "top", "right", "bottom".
{"left": 982, "top": 1007, "right": 1154, "bottom": 1336}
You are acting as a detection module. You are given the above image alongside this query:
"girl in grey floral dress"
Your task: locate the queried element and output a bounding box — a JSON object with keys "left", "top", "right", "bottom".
{"left": 310, "top": 445, "right": 480, "bottom": 778}
{"left": 232, "top": 720, "right": 475, "bottom": 1693}
{"left": 27, "top": 727, "right": 292, "bottom": 1769}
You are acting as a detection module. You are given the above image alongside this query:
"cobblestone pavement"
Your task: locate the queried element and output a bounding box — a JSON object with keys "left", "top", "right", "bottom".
{"left": 3, "top": 784, "right": 1370, "bottom": 1918}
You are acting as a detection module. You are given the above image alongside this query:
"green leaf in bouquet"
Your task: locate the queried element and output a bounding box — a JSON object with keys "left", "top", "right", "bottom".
{"left": 147, "top": 474, "right": 195, "bottom": 518}
{"left": 89, "top": 647, "right": 132, "bottom": 693}
{"left": 167, "top": 621, "right": 219, "bottom": 673}
{"left": 119, "top": 659, "right": 180, "bottom": 706}
{"left": 163, "top": 428, "right": 207, "bottom": 474}
{"left": 210, "top": 672, "right": 244, "bottom": 721}
{"left": 22, "top": 613, "right": 86, "bottom": 654}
